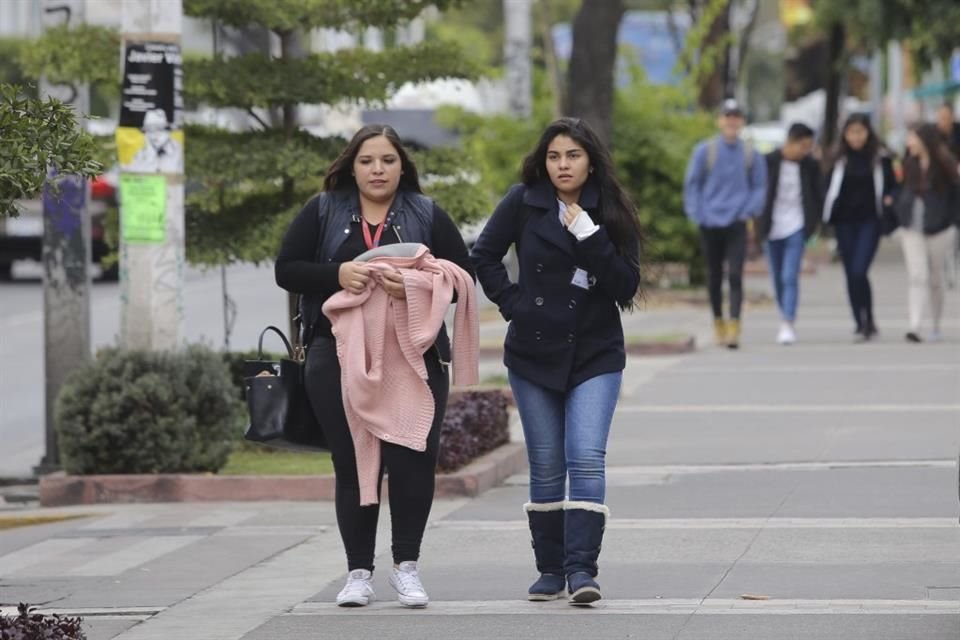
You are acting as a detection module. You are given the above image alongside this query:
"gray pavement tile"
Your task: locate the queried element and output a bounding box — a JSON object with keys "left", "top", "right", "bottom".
{"left": 240, "top": 612, "right": 960, "bottom": 640}
{"left": 82, "top": 618, "right": 141, "bottom": 640}
{"left": 606, "top": 412, "right": 959, "bottom": 466}
{"left": 674, "top": 614, "right": 960, "bottom": 640}
{"left": 742, "top": 528, "right": 960, "bottom": 563}
{"left": 711, "top": 563, "right": 960, "bottom": 601}
{"left": 241, "top": 613, "right": 690, "bottom": 640}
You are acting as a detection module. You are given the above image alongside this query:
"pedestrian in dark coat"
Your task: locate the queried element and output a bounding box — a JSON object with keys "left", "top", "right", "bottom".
{"left": 470, "top": 117, "right": 642, "bottom": 606}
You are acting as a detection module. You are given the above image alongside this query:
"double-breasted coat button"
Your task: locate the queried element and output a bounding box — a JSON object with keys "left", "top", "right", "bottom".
{"left": 536, "top": 263, "right": 544, "bottom": 273}
{"left": 569, "top": 299, "right": 576, "bottom": 309}
{"left": 534, "top": 296, "right": 544, "bottom": 306}
{"left": 567, "top": 332, "right": 575, "bottom": 343}
{"left": 535, "top": 330, "right": 542, "bottom": 341}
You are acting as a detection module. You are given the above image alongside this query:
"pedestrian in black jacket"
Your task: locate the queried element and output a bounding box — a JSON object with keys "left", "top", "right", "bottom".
{"left": 895, "top": 123, "right": 960, "bottom": 343}
{"left": 822, "top": 113, "right": 897, "bottom": 341}
{"left": 470, "top": 117, "right": 641, "bottom": 606}
{"left": 757, "top": 123, "right": 821, "bottom": 344}
{"left": 275, "top": 124, "right": 473, "bottom": 609}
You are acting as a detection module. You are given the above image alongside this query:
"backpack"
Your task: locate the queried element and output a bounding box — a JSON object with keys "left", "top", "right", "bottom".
{"left": 705, "top": 136, "right": 755, "bottom": 186}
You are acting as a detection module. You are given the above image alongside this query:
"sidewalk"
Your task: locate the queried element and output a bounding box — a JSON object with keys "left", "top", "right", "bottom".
{"left": 1, "top": 240, "right": 959, "bottom": 639}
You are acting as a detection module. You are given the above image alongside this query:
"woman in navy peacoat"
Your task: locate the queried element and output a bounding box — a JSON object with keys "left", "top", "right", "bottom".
{"left": 470, "top": 117, "right": 642, "bottom": 606}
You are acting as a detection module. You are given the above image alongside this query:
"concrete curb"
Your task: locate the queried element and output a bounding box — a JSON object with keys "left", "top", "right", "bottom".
{"left": 38, "top": 442, "right": 528, "bottom": 507}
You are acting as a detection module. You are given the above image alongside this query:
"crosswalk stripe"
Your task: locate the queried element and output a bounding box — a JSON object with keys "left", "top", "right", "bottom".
{"left": 67, "top": 536, "right": 205, "bottom": 576}
{"left": 432, "top": 517, "right": 960, "bottom": 531}
{"left": 0, "top": 538, "right": 94, "bottom": 576}
{"left": 617, "top": 404, "right": 960, "bottom": 413}
{"left": 289, "top": 598, "right": 960, "bottom": 616}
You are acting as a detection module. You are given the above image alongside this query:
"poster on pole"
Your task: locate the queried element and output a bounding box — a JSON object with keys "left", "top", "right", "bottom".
{"left": 119, "top": 174, "right": 167, "bottom": 244}
{"left": 117, "top": 41, "right": 184, "bottom": 174}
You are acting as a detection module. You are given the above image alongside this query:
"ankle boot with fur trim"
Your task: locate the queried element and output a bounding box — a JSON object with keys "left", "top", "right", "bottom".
{"left": 563, "top": 501, "right": 609, "bottom": 605}
{"left": 524, "top": 502, "right": 566, "bottom": 600}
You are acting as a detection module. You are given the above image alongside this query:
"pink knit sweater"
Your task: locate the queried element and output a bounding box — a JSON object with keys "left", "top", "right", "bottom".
{"left": 321, "top": 245, "right": 479, "bottom": 505}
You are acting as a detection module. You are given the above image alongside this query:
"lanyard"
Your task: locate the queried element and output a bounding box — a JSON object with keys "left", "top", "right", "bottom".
{"left": 362, "top": 219, "right": 385, "bottom": 250}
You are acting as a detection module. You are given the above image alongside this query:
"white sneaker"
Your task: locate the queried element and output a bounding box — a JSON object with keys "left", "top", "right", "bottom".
{"left": 776, "top": 323, "right": 796, "bottom": 345}
{"left": 336, "top": 569, "right": 376, "bottom": 607}
{"left": 929, "top": 330, "right": 943, "bottom": 343}
{"left": 389, "top": 561, "right": 429, "bottom": 608}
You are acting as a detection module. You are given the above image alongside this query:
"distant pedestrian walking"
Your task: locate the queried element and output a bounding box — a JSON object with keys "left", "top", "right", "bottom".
{"left": 893, "top": 123, "right": 960, "bottom": 343}
{"left": 822, "top": 113, "right": 896, "bottom": 342}
{"left": 683, "top": 98, "right": 768, "bottom": 349}
{"left": 756, "top": 123, "right": 822, "bottom": 344}
{"left": 275, "top": 125, "right": 476, "bottom": 609}
{"left": 471, "top": 117, "right": 642, "bottom": 605}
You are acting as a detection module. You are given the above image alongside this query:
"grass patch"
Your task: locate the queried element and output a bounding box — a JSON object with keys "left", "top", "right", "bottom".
{"left": 220, "top": 448, "right": 334, "bottom": 475}
{"left": 480, "top": 373, "right": 509, "bottom": 387}
{"left": 0, "top": 514, "right": 92, "bottom": 530}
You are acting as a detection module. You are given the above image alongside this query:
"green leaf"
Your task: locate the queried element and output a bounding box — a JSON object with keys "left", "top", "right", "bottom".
{"left": 185, "top": 41, "right": 480, "bottom": 109}
{"left": 185, "top": 0, "right": 466, "bottom": 33}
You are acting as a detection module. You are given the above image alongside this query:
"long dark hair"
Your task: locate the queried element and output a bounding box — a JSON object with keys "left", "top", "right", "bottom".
{"left": 521, "top": 118, "right": 643, "bottom": 302}
{"left": 904, "top": 123, "right": 960, "bottom": 194}
{"left": 831, "top": 113, "right": 880, "bottom": 167}
{"left": 322, "top": 124, "right": 422, "bottom": 193}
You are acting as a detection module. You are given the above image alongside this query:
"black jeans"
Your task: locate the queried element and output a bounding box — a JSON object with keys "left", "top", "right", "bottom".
{"left": 833, "top": 219, "right": 881, "bottom": 331}
{"left": 304, "top": 337, "right": 448, "bottom": 572}
{"left": 700, "top": 222, "right": 747, "bottom": 320}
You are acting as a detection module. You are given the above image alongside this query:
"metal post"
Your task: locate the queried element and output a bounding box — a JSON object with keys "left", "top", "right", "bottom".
{"left": 118, "top": 0, "right": 185, "bottom": 350}
{"left": 36, "top": 0, "right": 92, "bottom": 475}
{"left": 503, "top": 0, "right": 533, "bottom": 118}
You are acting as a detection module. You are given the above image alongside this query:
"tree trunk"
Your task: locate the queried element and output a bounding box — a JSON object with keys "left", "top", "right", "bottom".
{"left": 565, "top": 0, "right": 625, "bottom": 147}
{"left": 537, "top": 0, "right": 564, "bottom": 118}
{"left": 279, "top": 29, "right": 306, "bottom": 343}
{"left": 697, "top": 0, "right": 731, "bottom": 110}
{"left": 821, "top": 22, "right": 845, "bottom": 152}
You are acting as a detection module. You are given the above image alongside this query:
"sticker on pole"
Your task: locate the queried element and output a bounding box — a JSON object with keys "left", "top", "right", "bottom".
{"left": 120, "top": 175, "right": 167, "bottom": 244}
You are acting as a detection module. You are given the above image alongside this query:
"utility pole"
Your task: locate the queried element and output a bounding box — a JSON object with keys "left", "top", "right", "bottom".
{"left": 503, "top": 0, "right": 533, "bottom": 118}
{"left": 117, "top": 0, "right": 185, "bottom": 350}
{"left": 36, "top": 0, "right": 91, "bottom": 475}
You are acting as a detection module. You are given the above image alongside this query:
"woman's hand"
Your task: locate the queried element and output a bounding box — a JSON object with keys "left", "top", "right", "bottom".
{"left": 883, "top": 195, "right": 893, "bottom": 207}
{"left": 379, "top": 269, "right": 406, "bottom": 299}
{"left": 562, "top": 202, "right": 584, "bottom": 228}
{"left": 338, "top": 262, "right": 371, "bottom": 294}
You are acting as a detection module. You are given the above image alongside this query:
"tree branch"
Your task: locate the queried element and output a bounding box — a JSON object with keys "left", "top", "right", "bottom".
{"left": 247, "top": 108, "right": 270, "bottom": 130}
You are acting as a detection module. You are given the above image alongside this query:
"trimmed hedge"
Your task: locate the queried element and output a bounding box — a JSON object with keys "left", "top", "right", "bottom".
{"left": 56, "top": 346, "right": 245, "bottom": 475}
{"left": 437, "top": 390, "right": 510, "bottom": 473}
{"left": 0, "top": 603, "right": 85, "bottom": 639}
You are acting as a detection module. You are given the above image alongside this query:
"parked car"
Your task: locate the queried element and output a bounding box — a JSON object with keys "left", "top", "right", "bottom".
{"left": 0, "top": 173, "right": 117, "bottom": 281}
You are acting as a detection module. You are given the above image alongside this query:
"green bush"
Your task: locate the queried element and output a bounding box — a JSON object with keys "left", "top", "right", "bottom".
{"left": 56, "top": 346, "right": 246, "bottom": 474}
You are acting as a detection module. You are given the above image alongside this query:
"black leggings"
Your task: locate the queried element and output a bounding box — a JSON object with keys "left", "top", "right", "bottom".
{"left": 304, "top": 337, "right": 448, "bottom": 572}
{"left": 700, "top": 222, "right": 747, "bottom": 320}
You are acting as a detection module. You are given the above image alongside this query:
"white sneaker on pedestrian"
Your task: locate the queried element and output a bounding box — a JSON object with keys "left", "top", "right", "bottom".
{"left": 929, "top": 330, "right": 943, "bottom": 343}
{"left": 776, "top": 323, "right": 796, "bottom": 345}
{"left": 389, "top": 561, "right": 429, "bottom": 608}
{"left": 336, "top": 569, "right": 376, "bottom": 607}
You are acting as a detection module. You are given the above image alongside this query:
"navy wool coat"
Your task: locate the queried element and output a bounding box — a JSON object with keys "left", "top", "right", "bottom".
{"left": 470, "top": 179, "right": 640, "bottom": 391}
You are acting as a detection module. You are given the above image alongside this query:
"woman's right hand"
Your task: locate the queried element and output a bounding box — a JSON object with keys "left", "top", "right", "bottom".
{"left": 338, "top": 261, "right": 371, "bottom": 294}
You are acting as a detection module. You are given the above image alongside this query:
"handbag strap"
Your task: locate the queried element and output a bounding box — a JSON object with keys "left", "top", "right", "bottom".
{"left": 257, "top": 325, "right": 294, "bottom": 359}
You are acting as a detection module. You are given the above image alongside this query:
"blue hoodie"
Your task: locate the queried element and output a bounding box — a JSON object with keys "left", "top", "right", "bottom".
{"left": 683, "top": 136, "right": 768, "bottom": 228}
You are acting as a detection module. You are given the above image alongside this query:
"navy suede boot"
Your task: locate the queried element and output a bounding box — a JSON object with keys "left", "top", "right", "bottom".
{"left": 563, "top": 502, "right": 609, "bottom": 606}
{"left": 524, "top": 502, "right": 566, "bottom": 601}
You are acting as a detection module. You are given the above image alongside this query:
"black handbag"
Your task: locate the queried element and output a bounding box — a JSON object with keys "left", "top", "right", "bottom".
{"left": 243, "top": 325, "right": 327, "bottom": 451}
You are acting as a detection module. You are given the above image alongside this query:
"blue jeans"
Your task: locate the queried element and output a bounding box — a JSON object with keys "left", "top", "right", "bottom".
{"left": 834, "top": 219, "right": 881, "bottom": 330}
{"left": 764, "top": 230, "right": 806, "bottom": 322}
{"left": 508, "top": 370, "right": 622, "bottom": 505}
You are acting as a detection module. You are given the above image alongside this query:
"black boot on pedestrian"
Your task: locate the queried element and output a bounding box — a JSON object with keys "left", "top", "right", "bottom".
{"left": 524, "top": 502, "right": 566, "bottom": 601}
{"left": 563, "top": 502, "right": 609, "bottom": 606}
